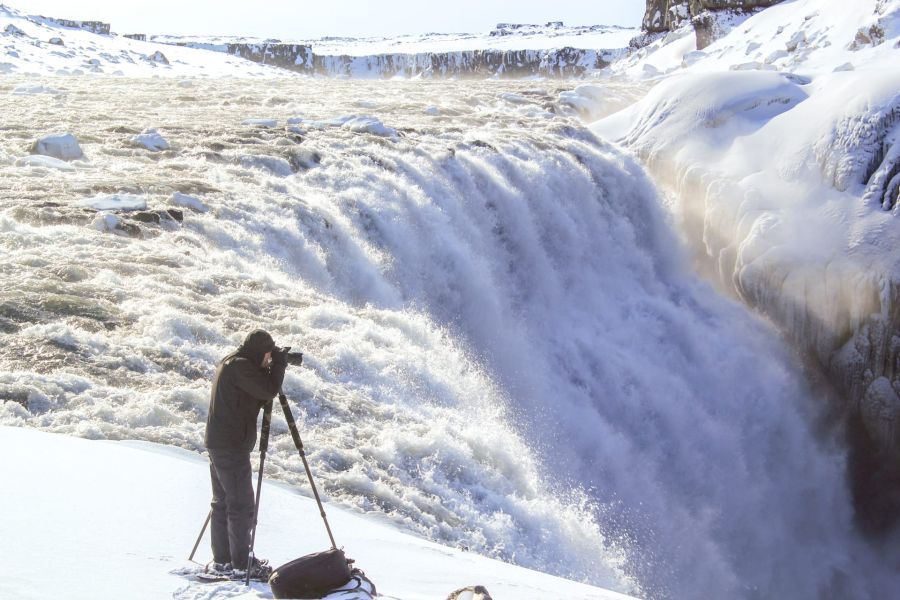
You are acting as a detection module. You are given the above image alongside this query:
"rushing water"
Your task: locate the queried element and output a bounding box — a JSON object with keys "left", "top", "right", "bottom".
{"left": 0, "top": 77, "right": 892, "bottom": 598}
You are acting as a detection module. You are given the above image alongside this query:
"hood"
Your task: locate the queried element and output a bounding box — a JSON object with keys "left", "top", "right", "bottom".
{"left": 237, "top": 329, "right": 276, "bottom": 366}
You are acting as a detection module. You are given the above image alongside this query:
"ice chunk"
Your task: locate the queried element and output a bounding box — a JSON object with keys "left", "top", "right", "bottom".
{"left": 11, "top": 85, "right": 62, "bottom": 95}
{"left": 30, "top": 133, "right": 83, "bottom": 161}
{"left": 341, "top": 116, "right": 398, "bottom": 138}
{"left": 14, "top": 155, "right": 75, "bottom": 171}
{"left": 130, "top": 128, "right": 170, "bottom": 151}
{"left": 75, "top": 193, "right": 147, "bottom": 211}
{"left": 242, "top": 119, "right": 277, "bottom": 128}
{"left": 168, "top": 192, "right": 208, "bottom": 213}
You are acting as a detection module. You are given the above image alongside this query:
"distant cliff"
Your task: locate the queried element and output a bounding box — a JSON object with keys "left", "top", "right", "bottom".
{"left": 312, "top": 48, "right": 619, "bottom": 78}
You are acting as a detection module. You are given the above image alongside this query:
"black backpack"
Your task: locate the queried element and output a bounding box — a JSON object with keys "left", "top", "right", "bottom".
{"left": 269, "top": 548, "right": 356, "bottom": 599}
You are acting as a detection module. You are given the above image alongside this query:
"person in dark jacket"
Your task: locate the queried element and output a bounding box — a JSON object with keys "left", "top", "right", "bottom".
{"left": 205, "top": 329, "right": 286, "bottom": 579}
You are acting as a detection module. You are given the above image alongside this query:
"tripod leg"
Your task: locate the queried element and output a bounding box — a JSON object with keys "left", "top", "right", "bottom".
{"left": 278, "top": 392, "right": 339, "bottom": 549}
{"left": 188, "top": 509, "right": 212, "bottom": 562}
{"left": 246, "top": 399, "right": 273, "bottom": 585}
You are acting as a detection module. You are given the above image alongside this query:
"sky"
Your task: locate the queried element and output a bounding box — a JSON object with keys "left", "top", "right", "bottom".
{"left": 3, "top": 0, "right": 646, "bottom": 38}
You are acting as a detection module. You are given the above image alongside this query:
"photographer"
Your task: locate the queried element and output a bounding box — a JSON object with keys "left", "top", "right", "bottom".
{"left": 203, "top": 329, "right": 287, "bottom": 581}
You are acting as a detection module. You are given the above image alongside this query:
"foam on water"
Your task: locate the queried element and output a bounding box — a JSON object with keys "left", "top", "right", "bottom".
{"left": 0, "top": 77, "right": 893, "bottom": 598}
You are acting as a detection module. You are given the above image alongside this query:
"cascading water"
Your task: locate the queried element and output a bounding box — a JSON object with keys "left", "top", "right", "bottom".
{"left": 0, "top": 78, "right": 892, "bottom": 598}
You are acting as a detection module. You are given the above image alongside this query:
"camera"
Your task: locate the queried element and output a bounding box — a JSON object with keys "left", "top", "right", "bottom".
{"left": 278, "top": 346, "right": 304, "bottom": 366}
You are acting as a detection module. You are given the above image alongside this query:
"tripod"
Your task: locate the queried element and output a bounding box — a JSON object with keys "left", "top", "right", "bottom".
{"left": 189, "top": 391, "right": 338, "bottom": 586}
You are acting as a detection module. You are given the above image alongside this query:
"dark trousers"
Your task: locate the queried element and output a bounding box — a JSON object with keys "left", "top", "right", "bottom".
{"left": 208, "top": 448, "right": 254, "bottom": 568}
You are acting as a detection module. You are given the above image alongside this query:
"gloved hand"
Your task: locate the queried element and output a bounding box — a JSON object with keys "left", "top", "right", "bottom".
{"left": 271, "top": 346, "right": 289, "bottom": 366}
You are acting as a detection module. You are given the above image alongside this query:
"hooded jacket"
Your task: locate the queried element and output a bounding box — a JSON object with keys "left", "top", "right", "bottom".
{"left": 205, "top": 330, "right": 287, "bottom": 452}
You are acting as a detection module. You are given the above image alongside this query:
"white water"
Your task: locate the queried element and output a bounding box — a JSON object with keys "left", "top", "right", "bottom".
{"left": 0, "top": 78, "right": 889, "bottom": 598}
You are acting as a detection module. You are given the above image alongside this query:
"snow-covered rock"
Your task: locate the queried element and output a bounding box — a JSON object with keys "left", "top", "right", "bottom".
{"left": 595, "top": 0, "right": 900, "bottom": 456}
{"left": 130, "top": 128, "right": 170, "bottom": 151}
{"left": 147, "top": 50, "right": 169, "bottom": 65}
{"left": 29, "top": 133, "right": 83, "bottom": 161}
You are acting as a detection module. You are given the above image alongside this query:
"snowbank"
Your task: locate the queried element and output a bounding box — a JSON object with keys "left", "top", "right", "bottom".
{"left": 0, "top": 425, "right": 636, "bottom": 600}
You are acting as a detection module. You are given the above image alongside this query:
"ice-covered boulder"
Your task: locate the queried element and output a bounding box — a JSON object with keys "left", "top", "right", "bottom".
{"left": 130, "top": 128, "right": 170, "bottom": 151}
{"left": 49, "top": 37, "right": 64, "bottom": 46}
{"left": 148, "top": 51, "right": 169, "bottom": 65}
{"left": 29, "top": 133, "right": 84, "bottom": 161}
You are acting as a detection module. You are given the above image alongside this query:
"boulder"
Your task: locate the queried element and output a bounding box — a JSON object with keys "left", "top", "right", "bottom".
{"left": 148, "top": 50, "right": 169, "bottom": 65}
{"left": 29, "top": 133, "right": 84, "bottom": 161}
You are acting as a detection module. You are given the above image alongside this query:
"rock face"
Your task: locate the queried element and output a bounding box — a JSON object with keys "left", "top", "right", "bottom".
{"left": 172, "top": 41, "right": 616, "bottom": 78}
{"left": 642, "top": 0, "right": 784, "bottom": 48}
{"left": 42, "top": 18, "right": 111, "bottom": 35}
{"left": 314, "top": 48, "right": 617, "bottom": 78}
{"left": 225, "top": 43, "right": 313, "bottom": 71}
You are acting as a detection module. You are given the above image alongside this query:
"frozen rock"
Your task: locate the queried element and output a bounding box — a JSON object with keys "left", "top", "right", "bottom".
{"left": 14, "top": 155, "right": 76, "bottom": 171}
{"left": 242, "top": 118, "right": 277, "bottom": 128}
{"left": 75, "top": 193, "right": 147, "bottom": 211}
{"left": 168, "top": 191, "right": 208, "bottom": 213}
{"left": 29, "top": 133, "right": 84, "bottom": 161}
{"left": 49, "top": 37, "right": 64, "bottom": 46}
{"left": 148, "top": 51, "right": 169, "bottom": 65}
{"left": 833, "top": 62, "right": 855, "bottom": 72}
{"left": 90, "top": 212, "right": 141, "bottom": 236}
{"left": 341, "top": 116, "right": 398, "bottom": 138}
{"left": 130, "top": 128, "right": 170, "bottom": 151}
{"left": 4, "top": 24, "right": 25, "bottom": 36}
{"left": 642, "top": 63, "right": 660, "bottom": 76}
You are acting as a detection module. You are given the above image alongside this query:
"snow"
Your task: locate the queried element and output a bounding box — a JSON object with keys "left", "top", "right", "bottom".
{"left": 75, "top": 193, "right": 147, "bottom": 211}
{"left": 0, "top": 425, "right": 636, "bottom": 600}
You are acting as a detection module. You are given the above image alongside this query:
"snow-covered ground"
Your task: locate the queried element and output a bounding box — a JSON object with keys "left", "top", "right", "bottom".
{"left": 0, "top": 5, "right": 291, "bottom": 77}
{"left": 0, "top": 425, "right": 636, "bottom": 600}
